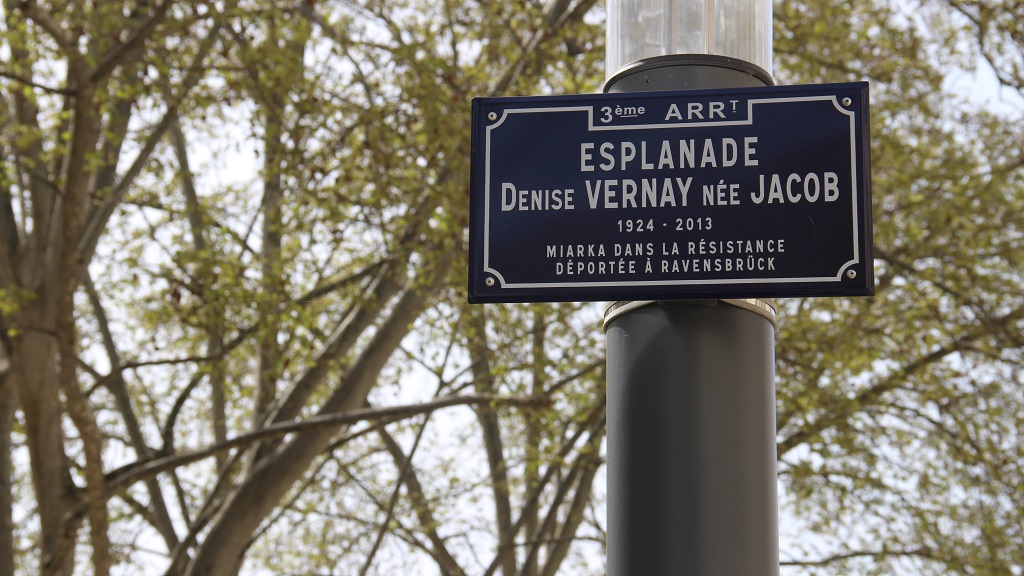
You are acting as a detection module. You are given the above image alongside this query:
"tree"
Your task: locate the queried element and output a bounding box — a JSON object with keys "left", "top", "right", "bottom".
{"left": 774, "top": 0, "right": 1024, "bottom": 573}
{"left": 1, "top": 0, "right": 605, "bottom": 574}
{"left": 1, "top": 1, "right": 1023, "bottom": 576}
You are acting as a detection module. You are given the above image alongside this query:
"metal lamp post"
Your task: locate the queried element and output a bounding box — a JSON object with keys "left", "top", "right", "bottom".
{"left": 603, "top": 1, "right": 780, "bottom": 575}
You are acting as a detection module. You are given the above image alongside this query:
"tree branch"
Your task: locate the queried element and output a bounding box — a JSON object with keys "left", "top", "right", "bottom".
{"left": 522, "top": 412, "right": 605, "bottom": 576}
{"left": 258, "top": 191, "right": 440, "bottom": 431}
{"left": 778, "top": 337, "right": 969, "bottom": 457}
{"left": 483, "top": 397, "right": 606, "bottom": 576}
{"left": 467, "top": 306, "right": 517, "bottom": 576}
{"left": 171, "top": 112, "right": 229, "bottom": 468}
{"left": 84, "top": 272, "right": 180, "bottom": 551}
{"left": 538, "top": 428, "right": 604, "bottom": 576}
{"left": 358, "top": 414, "right": 430, "bottom": 576}
{"left": 778, "top": 302, "right": 1024, "bottom": 457}
{"left": 78, "top": 21, "right": 223, "bottom": 274}
{"left": 110, "top": 393, "right": 543, "bottom": 498}
{"left": 17, "top": 0, "right": 75, "bottom": 53}
{"left": 781, "top": 546, "right": 937, "bottom": 567}
{"left": 488, "top": 0, "right": 598, "bottom": 96}
{"left": 379, "top": 416, "right": 466, "bottom": 576}
{"left": 90, "top": 0, "right": 176, "bottom": 83}
{"left": 0, "top": 69, "right": 73, "bottom": 95}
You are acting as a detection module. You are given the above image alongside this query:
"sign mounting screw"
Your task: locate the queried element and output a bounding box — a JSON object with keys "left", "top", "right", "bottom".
{"left": 846, "top": 269, "right": 857, "bottom": 279}
{"left": 486, "top": 277, "right": 495, "bottom": 286}
{"left": 488, "top": 112, "right": 498, "bottom": 121}
{"left": 841, "top": 97, "right": 852, "bottom": 107}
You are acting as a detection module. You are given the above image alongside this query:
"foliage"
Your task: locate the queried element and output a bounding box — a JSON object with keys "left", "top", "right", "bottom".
{"left": 0, "top": 0, "right": 1021, "bottom": 575}
{"left": 775, "top": 0, "right": 1024, "bottom": 573}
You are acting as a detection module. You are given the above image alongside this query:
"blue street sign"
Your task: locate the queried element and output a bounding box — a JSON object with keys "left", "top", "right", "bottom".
{"left": 469, "top": 82, "right": 872, "bottom": 303}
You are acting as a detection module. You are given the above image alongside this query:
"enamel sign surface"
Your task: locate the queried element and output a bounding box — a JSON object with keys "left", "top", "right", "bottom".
{"left": 468, "top": 82, "right": 872, "bottom": 303}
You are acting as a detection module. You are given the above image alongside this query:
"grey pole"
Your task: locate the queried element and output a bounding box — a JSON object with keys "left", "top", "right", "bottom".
{"left": 603, "top": 31, "right": 781, "bottom": 576}
{"left": 605, "top": 298, "right": 778, "bottom": 575}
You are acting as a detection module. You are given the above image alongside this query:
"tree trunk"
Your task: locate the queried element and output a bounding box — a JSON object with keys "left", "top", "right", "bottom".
{"left": 0, "top": 341, "right": 16, "bottom": 576}
{"left": 9, "top": 313, "right": 78, "bottom": 576}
